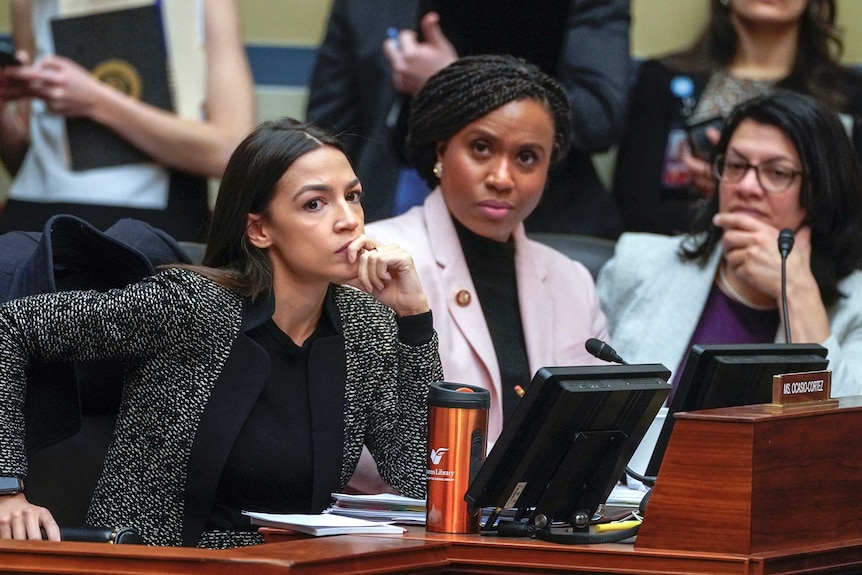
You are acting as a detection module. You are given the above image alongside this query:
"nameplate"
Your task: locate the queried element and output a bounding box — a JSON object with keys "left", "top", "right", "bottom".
{"left": 771, "top": 370, "right": 837, "bottom": 408}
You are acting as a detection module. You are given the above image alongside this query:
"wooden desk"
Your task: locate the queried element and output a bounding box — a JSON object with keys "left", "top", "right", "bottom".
{"left": 7, "top": 400, "right": 862, "bottom": 573}
{"left": 0, "top": 535, "right": 447, "bottom": 574}
{"left": 3, "top": 528, "right": 862, "bottom": 574}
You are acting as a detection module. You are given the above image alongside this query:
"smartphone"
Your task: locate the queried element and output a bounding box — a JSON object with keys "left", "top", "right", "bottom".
{"left": 0, "top": 41, "right": 22, "bottom": 67}
{"left": 685, "top": 115, "right": 723, "bottom": 160}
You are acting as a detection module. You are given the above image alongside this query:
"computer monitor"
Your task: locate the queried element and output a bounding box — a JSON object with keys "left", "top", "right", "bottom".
{"left": 464, "top": 364, "right": 671, "bottom": 531}
{"left": 644, "top": 343, "right": 829, "bottom": 477}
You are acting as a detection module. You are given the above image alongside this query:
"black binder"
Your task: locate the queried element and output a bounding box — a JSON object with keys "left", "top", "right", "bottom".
{"left": 51, "top": 4, "right": 174, "bottom": 171}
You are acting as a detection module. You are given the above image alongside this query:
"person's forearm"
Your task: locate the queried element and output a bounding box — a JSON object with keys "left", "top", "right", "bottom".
{"left": 87, "top": 0, "right": 254, "bottom": 178}
{"left": 3, "top": 0, "right": 34, "bottom": 174}
{"left": 0, "top": 102, "right": 30, "bottom": 175}
{"left": 785, "top": 280, "right": 831, "bottom": 344}
{"left": 88, "top": 86, "right": 246, "bottom": 178}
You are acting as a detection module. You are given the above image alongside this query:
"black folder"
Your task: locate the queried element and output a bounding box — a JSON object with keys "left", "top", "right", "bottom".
{"left": 51, "top": 4, "right": 174, "bottom": 171}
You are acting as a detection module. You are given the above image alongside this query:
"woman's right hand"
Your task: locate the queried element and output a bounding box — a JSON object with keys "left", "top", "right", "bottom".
{"left": 8, "top": 55, "right": 107, "bottom": 118}
{"left": 383, "top": 12, "right": 457, "bottom": 96}
{"left": 0, "top": 50, "right": 34, "bottom": 105}
{"left": 344, "top": 236, "right": 430, "bottom": 318}
{"left": 683, "top": 126, "right": 722, "bottom": 197}
{"left": 0, "top": 493, "right": 60, "bottom": 541}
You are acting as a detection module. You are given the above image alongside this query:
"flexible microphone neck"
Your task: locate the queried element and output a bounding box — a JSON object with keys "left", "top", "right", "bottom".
{"left": 778, "top": 228, "right": 795, "bottom": 343}
{"left": 585, "top": 338, "right": 629, "bottom": 365}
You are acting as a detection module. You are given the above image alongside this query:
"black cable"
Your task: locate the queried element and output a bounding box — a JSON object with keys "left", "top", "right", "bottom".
{"left": 781, "top": 255, "right": 791, "bottom": 343}
{"left": 495, "top": 519, "right": 641, "bottom": 544}
{"left": 496, "top": 521, "right": 537, "bottom": 537}
{"left": 639, "top": 489, "right": 652, "bottom": 516}
{"left": 624, "top": 465, "right": 656, "bottom": 488}
{"left": 778, "top": 228, "right": 794, "bottom": 343}
{"left": 534, "top": 523, "right": 640, "bottom": 544}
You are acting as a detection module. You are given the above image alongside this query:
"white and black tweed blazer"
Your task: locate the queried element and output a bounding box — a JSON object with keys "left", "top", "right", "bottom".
{"left": 0, "top": 268, "right": 442, "bottom": 547}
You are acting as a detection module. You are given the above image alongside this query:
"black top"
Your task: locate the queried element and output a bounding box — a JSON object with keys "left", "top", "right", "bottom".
{"left": 454, "top": 218, "right": 529, "bottom": 422}
{"left": 207, "top": 309, "right": 337, "bottom": 530}
{"left": 206, "top": 288, "right": 435, "bottom": 531}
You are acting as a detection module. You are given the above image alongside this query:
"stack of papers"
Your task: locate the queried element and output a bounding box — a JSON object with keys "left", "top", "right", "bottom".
{"left": 242, "top": 511, "right": 405, "bottom": 537}
{"left": 328, "top": 493, "right": 427, "bottom": 525}
{"left": 606, "top": 483, "right": 648, "bottom": 507}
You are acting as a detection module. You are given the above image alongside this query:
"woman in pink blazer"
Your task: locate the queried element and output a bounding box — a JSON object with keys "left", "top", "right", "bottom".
{"left": 367, "top": 54, "right": 609, "bottom": 465}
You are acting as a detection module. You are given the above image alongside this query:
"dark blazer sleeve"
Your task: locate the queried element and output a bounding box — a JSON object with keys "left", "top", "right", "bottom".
{"left": 839, "top": 69, "right": 862, "bottom": 169}
{"left": 305, "top": 0, "right": 364, "bottom": 162}
{"left": 559, "top": 0, "right": 631, "bottom": 152}
{"left": 304, "top": 0, "right": 419, "bottom": 222}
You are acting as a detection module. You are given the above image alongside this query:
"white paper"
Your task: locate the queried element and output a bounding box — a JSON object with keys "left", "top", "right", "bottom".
{"left": 58, "top": 0, "right": 153, "bottom": 17}
{"left": 242, "top": 511, "right": 405, "bottom": 536}
{"left": 330, "top": 492, "right": 426, "bottom": 507}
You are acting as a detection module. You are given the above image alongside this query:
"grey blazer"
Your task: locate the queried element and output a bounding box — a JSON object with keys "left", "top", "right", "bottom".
{"left": 597, "top": 233, "right": 862, "bottom": 398}
{"left": 0, "top": 269, "right": 442, "bottom": 547}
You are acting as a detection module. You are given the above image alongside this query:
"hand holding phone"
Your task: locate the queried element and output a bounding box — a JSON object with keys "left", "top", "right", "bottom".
{"left": 685, "top": 115, "right": 723, "bottom": 160}
{"left": 0, "top": 42, "right": 22, "bottom": 67}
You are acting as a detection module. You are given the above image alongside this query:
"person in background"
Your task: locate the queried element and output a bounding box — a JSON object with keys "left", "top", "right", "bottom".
{"left": 307, "top": 0, "right": 630, "bottom": 239}
{"left": 0, "top": 0, "right": 255, "bottom": 241}
{"left": 599, "top": 90, "right": 862, "bottom": 398}
{"left": 0, "top": 118, "right": 442, "bottom": 547}
{"left": 305, "top": 0, "right": 417, "bottom": 222}
{"left": 369, "top": 54, "right": 609, "bottom": 455}
{"left": 613, "top": 0, "right": 862, "bottom": 235}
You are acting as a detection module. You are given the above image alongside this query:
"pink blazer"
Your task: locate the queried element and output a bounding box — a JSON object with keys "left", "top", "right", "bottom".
{"left": 367, "top": 190, "right": 608, "bottom": 443}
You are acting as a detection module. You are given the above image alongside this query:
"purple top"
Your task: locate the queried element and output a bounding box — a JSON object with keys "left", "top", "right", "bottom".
{"left": 673, "top": 284, "right": 780, "bottom": 389}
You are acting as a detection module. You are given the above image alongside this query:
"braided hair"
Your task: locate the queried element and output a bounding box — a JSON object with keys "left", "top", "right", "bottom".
{"left": 406, "top": 54, "right": 571, "bottom": 188}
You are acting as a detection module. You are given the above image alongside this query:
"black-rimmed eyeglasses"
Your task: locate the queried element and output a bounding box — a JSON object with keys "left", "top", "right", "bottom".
{"left": 713, "top": 154, "right": 806, "bottom": 194}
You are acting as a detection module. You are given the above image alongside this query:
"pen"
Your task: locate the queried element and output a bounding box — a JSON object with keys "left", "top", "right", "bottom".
{"left": 594, "top": 520, "right": 641, "bottom": 533}
{"left": 387, "top": 27, "right": 402, "bottom": 51}
{"left": 384, "top": 27, "right": 404, "bottom": 128}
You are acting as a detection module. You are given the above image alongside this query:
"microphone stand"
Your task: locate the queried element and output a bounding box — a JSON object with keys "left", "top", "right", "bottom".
{"left": 778, "top": 229, "right": 795, "bottom": 343}
{"left": 781, "top": 256, "right": 791, "bottom": 343}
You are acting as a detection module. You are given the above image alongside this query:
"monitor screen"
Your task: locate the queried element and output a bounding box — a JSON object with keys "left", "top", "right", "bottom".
{"left": 644, "top": 343, "right": 829, "bottom": 477}
{"left": 464, "top": 364, "right": 671, "bottom": 530}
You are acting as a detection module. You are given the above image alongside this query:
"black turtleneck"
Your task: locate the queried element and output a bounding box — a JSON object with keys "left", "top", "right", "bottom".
{"left": 453, "top": 218, "right": 530, "bottom": 422}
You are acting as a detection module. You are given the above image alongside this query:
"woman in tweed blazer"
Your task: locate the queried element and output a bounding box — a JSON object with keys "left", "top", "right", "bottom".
{"left": 0, "top": 119, "right": 443, "bottom": 547}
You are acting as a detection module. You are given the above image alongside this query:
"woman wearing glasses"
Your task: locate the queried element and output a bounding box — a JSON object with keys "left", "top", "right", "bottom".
{"left": 613, "top": 0, "right": 862, "bottom": 236}
{"left": 597, "top": 90, "right": 862, "bottom": 397}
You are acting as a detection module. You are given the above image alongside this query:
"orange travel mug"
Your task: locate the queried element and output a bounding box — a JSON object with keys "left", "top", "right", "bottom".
{"left": 426, "top": 382, "right": 490, "bottom": 533}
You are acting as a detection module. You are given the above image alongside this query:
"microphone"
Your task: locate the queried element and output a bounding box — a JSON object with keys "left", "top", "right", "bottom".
{"left": 778, "top": 228, "right": 795, "bottom": 258}
{"left": 778, "top": 228, "right": 795, "bottom": 343}
{"left": 585, "top": 338, "right": 628, "bottom": 365}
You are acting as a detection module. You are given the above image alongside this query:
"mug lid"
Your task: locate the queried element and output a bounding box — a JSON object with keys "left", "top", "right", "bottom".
{"left": 428, "top": 382, "right": 490, "bottom": 408}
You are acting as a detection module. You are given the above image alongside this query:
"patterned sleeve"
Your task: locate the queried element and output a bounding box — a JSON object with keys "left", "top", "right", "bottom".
{"left": 381, "top": 325, "right": 442, "bottom": 499}
{"left": 0, "top": 269, "right": 236, "bottom": 476}
{"left": 336, "top": 287, "right": 443, "bottom": 500}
